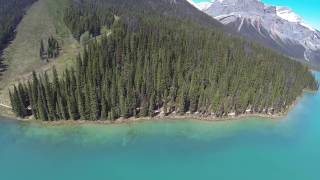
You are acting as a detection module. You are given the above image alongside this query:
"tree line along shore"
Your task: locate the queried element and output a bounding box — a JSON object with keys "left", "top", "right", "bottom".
{"left": 8, "top": 0, "right": 319, "bottom": 121}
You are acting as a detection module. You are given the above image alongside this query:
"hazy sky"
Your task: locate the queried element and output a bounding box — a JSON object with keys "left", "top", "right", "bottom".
{"left": 193, "top": 0, "right": 320, "bottom": 31}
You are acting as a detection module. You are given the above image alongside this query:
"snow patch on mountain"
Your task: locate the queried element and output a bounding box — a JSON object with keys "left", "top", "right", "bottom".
{"left": 202, "top": 0, "right": 320, "bottom": 64}
{"left": 186, "top": 0, "right": 200, "bottom": 9}
{"left": 276, "top": 6, "right": 315, "bottom": 31}
{"left": 276, "top": 7, "right": 301, "bottom": 23}
{"left": 197, "top": 2, "right": 213, "bottom": 11}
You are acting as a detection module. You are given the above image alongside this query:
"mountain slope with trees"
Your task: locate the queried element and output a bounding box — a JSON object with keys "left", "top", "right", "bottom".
{"left": 0, "top": 0, "right": 36, "bottom": 77}
{"left": 0, "top": 0, "right": 81, "bottom": 112}
{"left": 9, "top": 0, "right": 318, "bottom": 121}
{"left": 0, "top": 0, "right": 36, "bottom": 51}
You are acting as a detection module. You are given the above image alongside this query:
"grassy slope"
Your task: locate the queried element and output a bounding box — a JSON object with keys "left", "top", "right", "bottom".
{"left": 0, "top": 0, "right": 79, "bottom": 115}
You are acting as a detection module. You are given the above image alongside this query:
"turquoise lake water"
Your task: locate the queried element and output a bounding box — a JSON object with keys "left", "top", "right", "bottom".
{"left": 1, "top": 74, "right": 320, "bottom": 180}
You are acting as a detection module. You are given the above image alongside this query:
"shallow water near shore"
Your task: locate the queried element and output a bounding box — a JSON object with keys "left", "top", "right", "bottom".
{"left": 1, "top": 74, "right": 320, "bottom": 180}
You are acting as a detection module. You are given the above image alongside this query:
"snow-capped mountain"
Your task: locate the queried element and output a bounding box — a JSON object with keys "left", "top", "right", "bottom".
{"left": 276, "top": 6, "right": 315, "bottom": 31}
{"left": 197, "top": 1, "right": 213, "bottom": 11}
{"left": 196, "top": 0, "right": 320, "bottom": 65}
{"left": 186, "top": 0, "right": 200, "bottom": 9}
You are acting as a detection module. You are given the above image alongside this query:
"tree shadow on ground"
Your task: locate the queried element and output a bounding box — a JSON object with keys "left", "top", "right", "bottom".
{"left": 0, "top": 51, "right": 8, "bottom": 80}
{"left": 0, "top": 34, "right": 15, "bottom": 80}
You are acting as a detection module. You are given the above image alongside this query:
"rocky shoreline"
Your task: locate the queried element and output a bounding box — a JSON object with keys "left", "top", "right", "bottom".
{"left": 1, "top": 89, "right": 315, "bottom": 126}
{"left": 7, "top": 110, "right": 284, "bottom": 127}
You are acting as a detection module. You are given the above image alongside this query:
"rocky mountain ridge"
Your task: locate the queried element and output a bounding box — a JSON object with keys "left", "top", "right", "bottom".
{"left": 192, "top": 0, "right": 320, "bottom": 65}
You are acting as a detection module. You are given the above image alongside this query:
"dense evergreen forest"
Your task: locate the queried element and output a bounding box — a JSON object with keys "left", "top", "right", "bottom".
{"left": 63, "top": 0, "right": 223, "bottom": 41}
{"left": 9, "top": 0, "right": 318, "bottom": 121}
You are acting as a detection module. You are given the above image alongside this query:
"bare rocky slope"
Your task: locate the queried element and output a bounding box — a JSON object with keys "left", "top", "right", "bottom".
{"left": 196, "top": 0, "right": 320, "bottom": 66}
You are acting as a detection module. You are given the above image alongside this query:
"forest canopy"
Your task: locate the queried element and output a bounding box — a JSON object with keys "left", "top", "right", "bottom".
{"left": 9, "top": 0, "right": 318, "bottom": 121}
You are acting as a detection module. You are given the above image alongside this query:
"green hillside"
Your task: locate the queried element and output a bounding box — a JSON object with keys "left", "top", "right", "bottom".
{"left": 8, "top": 0, "right": 318, "bottom": 121}
{"left": 0, "top": 0, "right": 80, "bottom": 113}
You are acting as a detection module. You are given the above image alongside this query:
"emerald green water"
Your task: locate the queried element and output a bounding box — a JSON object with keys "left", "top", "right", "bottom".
{"left": 1, "top": 75, "right": 320, "bottom": 180}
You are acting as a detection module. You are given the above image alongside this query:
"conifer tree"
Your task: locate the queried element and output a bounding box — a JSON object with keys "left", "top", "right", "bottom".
{"left": 43, "top": 73, "right": 56, "bottom": 120}
{"left": 13, "top": 86, "right": 26, "bottom": 117}
{"left": 89, "top": 81, "right": 98, "bottom": 120}
{"left": 40, "top": 40, "right": 45, "bottom": 60}
{"left": 149, "top": 92, "right": 156, "bottom": 117}
{"left": 37, "top": 85, "right": 48, "bottom": 121}
{"left": 9, "top": 2, "right": 318, "bottom": 121}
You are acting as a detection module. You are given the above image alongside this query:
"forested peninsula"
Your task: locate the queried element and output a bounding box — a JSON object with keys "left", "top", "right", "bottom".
{"left": 9, "top": 0, "right": 318, "bottom": 122}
